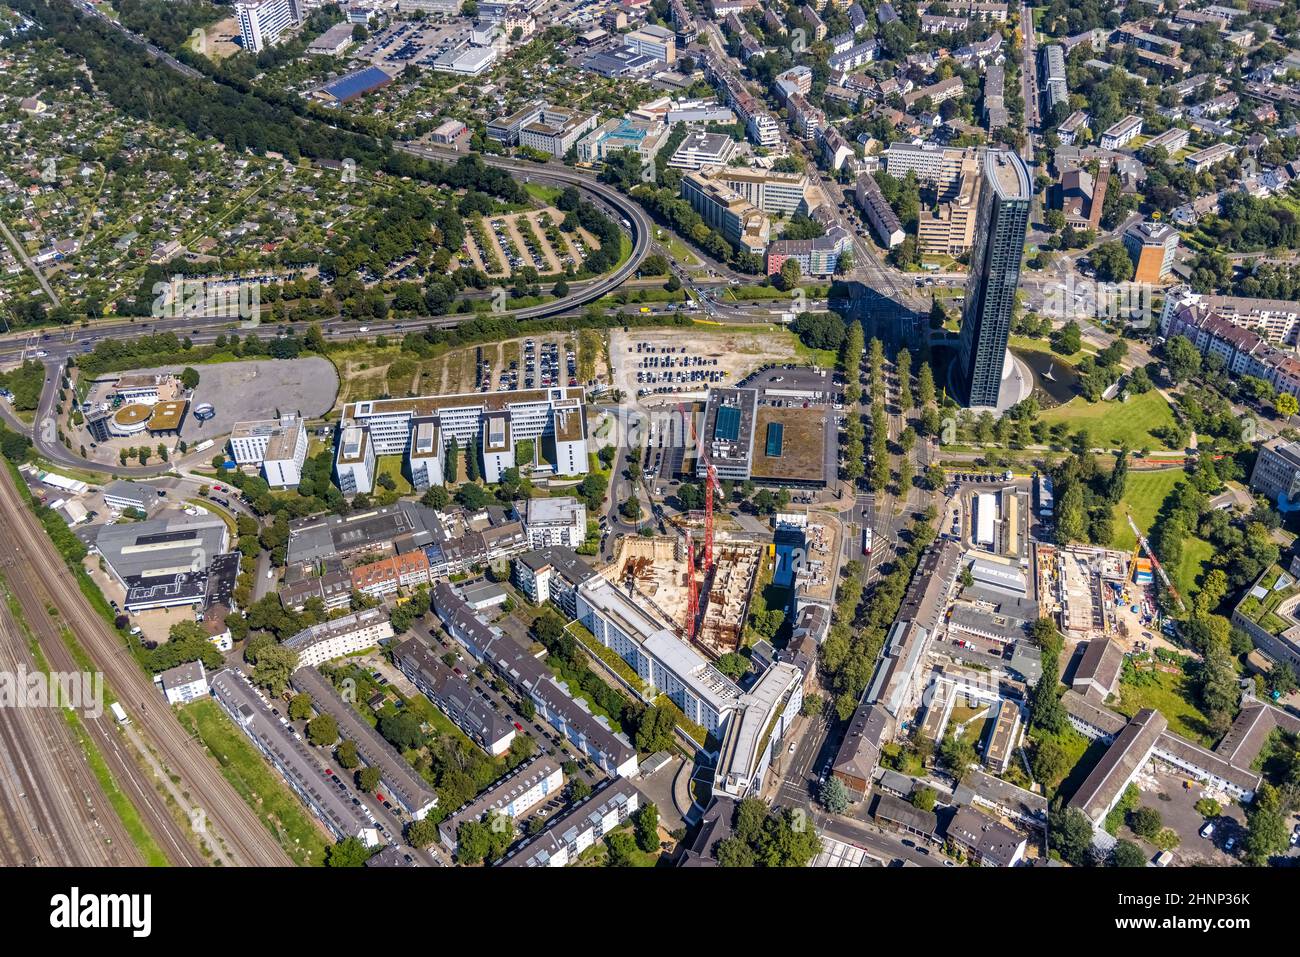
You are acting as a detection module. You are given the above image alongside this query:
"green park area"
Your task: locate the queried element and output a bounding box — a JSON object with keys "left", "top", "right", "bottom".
{"left": 1110, "top": 468, "right": 1213, "bottom": 597}
{"left": 1038, "top": 390, "right": 1178, "bottom": 451}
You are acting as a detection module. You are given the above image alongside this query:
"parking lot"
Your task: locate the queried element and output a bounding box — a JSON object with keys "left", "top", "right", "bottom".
{"left": 610, "top": 327, "right": 798, "bottom": 407}
{"left": 1131, "top": 767, "right": 1246, "bottom": 866}
{"left": 463, "top": 210, "right": 597, "bottom": 279}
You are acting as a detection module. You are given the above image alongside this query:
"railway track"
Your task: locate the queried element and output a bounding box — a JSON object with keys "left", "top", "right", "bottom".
{"left": 0, "top": 574, "right": 138, "bottom": 865}
{"left": 1, "top": 544, "right": 214, "bottom": 867}
{"left": 0, "top": 465, "right": 294, "bottom": 866}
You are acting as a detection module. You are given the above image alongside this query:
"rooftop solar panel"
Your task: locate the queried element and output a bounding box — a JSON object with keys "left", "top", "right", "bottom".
{"left": 715, "top": 404, "right": 741, "bottom": 441}
{"left": 765, "top": 422, "right": 784, "bottom": 457}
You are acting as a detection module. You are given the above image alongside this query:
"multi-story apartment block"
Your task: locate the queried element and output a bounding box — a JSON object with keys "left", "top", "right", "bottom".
{"left": 235, "top": 0, "right": 300, "bottom": 53}
{"left": 282, "top": 608, "right": 394, "bottom": 668}
{"left": 524, "top": 497, "right": 586, "bottom": 548}
{"left": 855, "top": 173, "right": 905, "bottom": 249}
{"left": 438, "top": 757, "right": 564, "bottom": 852}
{"left": 210, "top": 669, "right": 378, "bottom": 845}
{"left": 499, "top": 780, "right": 643, "bottom": 866}
{"left": 1099, "top": 114, "right": 1143, "bottom": 149}
{"left": 576, "top": 575, "right": 743, "bottom": 736}
{"left": 159, "top": 661, "right": 209, "bottom": 706}
{"left": 407, "top": 417, "right": 444, "bottom": 492}
{"left": 393, "top": 637, "right": 517, "bottom": 756}
{"left": 765, "top": 226, "right": 854, "bottom": 277}
{"left": 699, "top": 166, "right": 808, "bottom": 216}
{"left": 512, "top": 546, "right": 592, "bottom": 617}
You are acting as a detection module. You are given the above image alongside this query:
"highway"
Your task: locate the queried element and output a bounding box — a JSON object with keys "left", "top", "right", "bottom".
{"left": 0, "top": 461, "right": 294, "bottom": 866}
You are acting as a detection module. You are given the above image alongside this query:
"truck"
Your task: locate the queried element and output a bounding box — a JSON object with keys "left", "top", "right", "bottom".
{"left": 110, "top": 702, "right": 129, "bottom": 725}
{"left": 192, "top": 439, "right": 214, "bottom": 454}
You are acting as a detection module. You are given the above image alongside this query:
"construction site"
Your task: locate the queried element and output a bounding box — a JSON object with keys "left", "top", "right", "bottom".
{"left": 603, "top": 529, "right": 764, "bottom": 662}
{"left": 1036, "top": 543, "right": 1157, "bottom": 648}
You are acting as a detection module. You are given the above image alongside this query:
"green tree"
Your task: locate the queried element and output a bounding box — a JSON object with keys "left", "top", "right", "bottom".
{"left": 358, "top": 766, "right": 382, "bottom": 792}
{"left": 407, "top": 817, "right": 439, "bottom": 848}
{"left": 337, "top": 739, "right": 360, "bottom": 770}
{"left": 1108, "top": 839, "right": 1148, "bottom": 867}
{"left": 634, "top": 802, "right": 660, "bottom": 852}
{"left": 325, "top": 836, "right": 371, "bottom": 867}
{"left": 306, "top": 713, "right": 339, "bottom": 748}
{"left": 820, "top": 775, "right": 850, "bottom": 814}
{"left": 288, "top": 693, "right": 314, "bottom": 722}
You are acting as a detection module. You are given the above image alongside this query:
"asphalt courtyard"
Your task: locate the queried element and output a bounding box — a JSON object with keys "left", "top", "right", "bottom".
{"left": 125, "top": 357, "right": 339, "bottom": 443}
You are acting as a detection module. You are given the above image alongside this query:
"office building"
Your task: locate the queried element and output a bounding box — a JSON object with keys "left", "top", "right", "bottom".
{"left": 1123, "top": 220, "right": 1180, "bottom": 284}
{"left": 575, "top": 117, "right": 669, "bottom": 164}
{"left": 576, "top": 575, "right": 743, "bottom": 735}
{"left": 623, "top": 24, "right": 676, "bottom": 63}
{"left": 519, "top": 106, "right": 598, "bottom": 157}
{"left": 681, "top": 172, "right": 771, "bottom": 255}
{"left": 883, "top": 143, "right": 978, "bottom": 195}
{"left": 696, "top": 386, "right": 758, "bottom": 480}
{"left": 1250, "top": 438, "right": 1300, "bottom": 504}
{"left": 336, "top": 387, "right": 587, "bottom": 496}
{"left": 407, "top": 417, "right": 444, "bottom": 492}
{"left": 333, "top": 424, "right": 376, "bottom": 497}
{"left": 956, "top": 150, "right": 1031, "bottom": 408}
{"left": 713, "top": 662, "right": 804, "bottom": 798}
{"left": 102, "top": 479, "right": 156, "bottom": 514}
{"left": 229, "top": 414, "right": 309, "bottom": 487}
{"left": 918, "top": 173, "right": 978, "bottom": 256}
{"left": 668, "top": 131, "right": 737, "bottom": 170}
{"left": 700, "top": 165, "right": 808, "bottom": 216}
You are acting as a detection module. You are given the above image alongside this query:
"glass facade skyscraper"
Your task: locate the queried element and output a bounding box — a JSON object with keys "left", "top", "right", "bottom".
{"left": 957, "top": 150, "right": 1031, "bottom": 408}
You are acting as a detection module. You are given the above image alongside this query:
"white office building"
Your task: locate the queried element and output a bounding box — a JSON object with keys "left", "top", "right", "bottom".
{"left": 333, "top": 424, "right": 376, "bottom": 497}
{"left": 713, "top": 662, "right": 804, "bottom": 798}
{"left": 407, "top": 417, "right": 444, "bottom": 491}
{"left": 229, "top": 414, "right": 309, "bottom": 487}
{"left": 337, "top": 387, "right": 588, "bottom": 494}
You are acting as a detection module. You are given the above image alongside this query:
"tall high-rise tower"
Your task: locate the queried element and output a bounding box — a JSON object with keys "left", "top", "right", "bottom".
{"left": 956, "top": 150, "right": 1031, "bottom": 408}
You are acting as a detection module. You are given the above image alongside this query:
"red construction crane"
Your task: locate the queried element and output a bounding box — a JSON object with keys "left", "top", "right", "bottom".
{"left": 685, "top": 529, "right": 698, "bottom": 640}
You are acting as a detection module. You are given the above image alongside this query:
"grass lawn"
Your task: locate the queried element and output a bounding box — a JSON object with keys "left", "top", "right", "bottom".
{"left": 375, "top": 456, "right": 413, "bottom": 495}
{"left": 1111, "top": 468, "right": 1187, "bottom": 551}
{"left": 177, "top": 699, "right": 331, "bottom": 866}
{"left": 524, "top": 182, "right": 561, "bottom": 205}
{"left": 1114, "top": 665, "right": 1216, "bottom": 747}
{"left": 1038, "top": 389, "right": 1178, "bottom": 450}
{"left": 1009, "top": 334, "right": 1094, "bottom": 364}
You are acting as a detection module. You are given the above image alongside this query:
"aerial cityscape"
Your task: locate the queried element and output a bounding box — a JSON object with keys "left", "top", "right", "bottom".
{"left": 2, "top": 0, "right": 1300, "bottom": 891}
